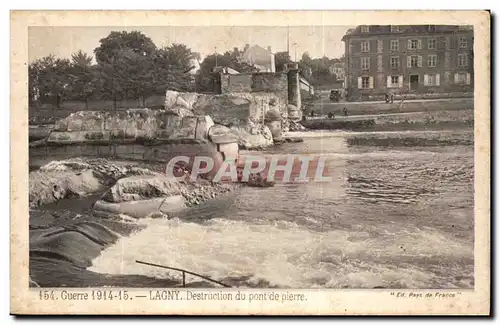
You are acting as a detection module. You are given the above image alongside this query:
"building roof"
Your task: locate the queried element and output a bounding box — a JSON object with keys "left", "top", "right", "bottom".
{"left": 212, "top": 66, "right": 240, "bottom": 74}
{"left": 341, "top": 25, "right": 473, "bottom": 41}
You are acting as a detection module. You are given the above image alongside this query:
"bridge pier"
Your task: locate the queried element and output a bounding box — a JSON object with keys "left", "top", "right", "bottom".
{"left": 286, "top": 63, "right": 301, "bottom": 111}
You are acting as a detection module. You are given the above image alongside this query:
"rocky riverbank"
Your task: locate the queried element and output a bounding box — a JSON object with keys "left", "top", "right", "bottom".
{"left": 29, "top": 157, "right": 238, "bottom": 287}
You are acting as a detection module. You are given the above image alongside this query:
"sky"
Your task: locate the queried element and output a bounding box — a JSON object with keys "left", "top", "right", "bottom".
{"left": 28, "top": 26, "right": 352, "bottom": 63}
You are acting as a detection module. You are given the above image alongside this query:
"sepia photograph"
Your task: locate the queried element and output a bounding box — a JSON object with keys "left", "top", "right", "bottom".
{"left": 11, "top": 10, "right": 490, "bottom": 315}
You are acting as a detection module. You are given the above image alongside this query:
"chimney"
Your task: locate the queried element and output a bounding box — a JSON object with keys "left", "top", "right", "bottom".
{"left": 233, "top": 47, "right": 238, "bottom": 53}
{"left": 244, "top": 44, "right": 250, "bottom": 51}
{"left": 267, "top": 46, "right": 272, "bottom": 53}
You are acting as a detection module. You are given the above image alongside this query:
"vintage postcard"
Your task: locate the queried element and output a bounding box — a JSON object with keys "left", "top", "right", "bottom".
{"left": 10, "top": 10, "right": 490, "bottom": 315}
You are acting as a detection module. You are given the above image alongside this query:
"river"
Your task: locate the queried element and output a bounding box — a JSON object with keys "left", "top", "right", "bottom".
{"left": 89, "top": 128, "right": 474, "bottom": 289}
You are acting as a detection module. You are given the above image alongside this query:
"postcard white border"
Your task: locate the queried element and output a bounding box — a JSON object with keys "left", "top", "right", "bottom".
{"left": 10, "top": 10, "right": 490, "bottom": 315}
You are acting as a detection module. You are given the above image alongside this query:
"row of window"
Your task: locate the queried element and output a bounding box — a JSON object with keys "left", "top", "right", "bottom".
{"left": 360, "top": 25, "right": 439, "bottom": 33}
{"left": 360, "top": 37, "right": 468, "bottom": 52}
{"left": 357, "top": 53, "right": 468, "bottom": 70}
{"left": 357, "top": 72, "right": 472, "bottom": 89}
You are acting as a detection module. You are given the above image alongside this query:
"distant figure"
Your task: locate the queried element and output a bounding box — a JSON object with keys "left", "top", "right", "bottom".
{"left": 310, "top": 110, "right": 315, "bottom": 117}
{"left": 327, "top": 112, "right": 335, "bottom": 120}
{"left": 390, "top": 94, "right": 394, "bottom": 103}
{"left": 343, "top": 107, "right": 348, "bottom": 117}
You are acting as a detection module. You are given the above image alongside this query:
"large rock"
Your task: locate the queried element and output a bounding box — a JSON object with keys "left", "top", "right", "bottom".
{"left": 230, "top": 122, "right": 274, "bottom": 150}
{"left": 165, "top": 90, "right": 201, "bottom": 117}
{"left": 29, "top": 158, "right": 157, "bottom": 208}
{"left": 93, "top": 195, "right": 186, "bottom": 219}
{"left": 264, "top": 110, "right": 283, "bottom": 140}
{"left": 208, "top": 125, "right": 238, "bottom": 144}
{"left": 99, "top": 173, "right": 236, "bottom": 210}
{"left": 29, "top": 169, "right": 105, "bottom": 208}
{"left": 101, "top": 174, "right": 185, "bottom": 203}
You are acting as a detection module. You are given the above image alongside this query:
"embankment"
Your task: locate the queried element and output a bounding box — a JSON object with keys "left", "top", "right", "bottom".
{"left": 307, "top": 98, "right": 473, "bottom": 116}
{"left": 300, "top": 109, "right": 473, "bottom": 132}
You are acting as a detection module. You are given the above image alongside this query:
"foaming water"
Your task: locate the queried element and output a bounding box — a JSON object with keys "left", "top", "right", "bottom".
{"left": 89, "top": 128, "right": 474, "bottom": 289}
{"left": 89, "top": 217, "right": 472, "bottom": 288}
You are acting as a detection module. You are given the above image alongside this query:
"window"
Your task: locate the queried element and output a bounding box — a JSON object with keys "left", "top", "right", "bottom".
{"left": 387, "top": 75, "right": 402, "bottom": 88}
{"left": 455, "top": 72, "right": 469, "bottom": 84}
{"left": 361, "top": 57, "right": 370, "bottom": 70}
{"left": 390, "top": 56, "right": 400, "bottom": 69}
{"left": 410, "top": 55, "right": 419, "bottom": 67}
{"left": 458, "top": 53, "right": 468, "bottom": 67}
{"left": 427, "top": 74, "right": 438, "bottom": 86}
{"left": 428, "top": 54, "right": 437, "bottom": 67}
{"left": 390, "top": 40, "right": 399, "bottom": 51}
{"left": 409, "top": 39, "right": 420, "bottom": 50}
{"left": 428, "top": 39, "right": 436, "bottom": 49}
{"left": 459, "top": 36, "right": 468, "bottom": 48}
{"left": 391, "top": 25, "right": 400, "bottom": 32}
{"left": 410, "top": 40, "right": 418, "bottom": 50}
{"left": 361, "top": 26, "right": 369, "bottom": 33}
{"left": 362, "top": 76, "right": 370, "bottom": 88}
{"left": 361, "top": 41, "right": 370, "bottom": 53}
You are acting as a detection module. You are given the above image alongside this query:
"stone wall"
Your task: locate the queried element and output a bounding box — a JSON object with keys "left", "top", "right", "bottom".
{"left": 220, "top": 72, "right": 288, "bottom": 100}
{"left": 220, "top": 74, "right": 253, "bottom": 93}
{"left": 218, "top": 73, "right": 289, "bottom": 120}
{"left": 51, "top": 109, "right": 214, "bottom": 144}
{"left": 29, "top": 109, "right": 239, "bottom": 179}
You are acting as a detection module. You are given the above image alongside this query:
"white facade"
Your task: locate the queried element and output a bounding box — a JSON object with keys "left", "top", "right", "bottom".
{"left": 241, "top": 45, "right": 276, "bottom": 73}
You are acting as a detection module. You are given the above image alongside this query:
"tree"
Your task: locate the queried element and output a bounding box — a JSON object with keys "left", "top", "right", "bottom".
{"left": 301, "top": 52, "right": 313, "bottom": 66}
{"left": 152, "top": 44, "right": 199, "bottom": 94}
{"left": 29, "top": 55, "right": 72, "bottom": 108}
{"left": 71, "top": 50, "right": 93, "bottom": 67}
{"left": 68, "top": 51, "right": 96, "bottom": 108}
{"left": 296, "top": 52, "right": 341, "bottom": 87}
{"left": 94, "top": 31, "right": 157, "bottom": 65}
{"left": 274, "top": 51, "right": 292, "bottom": 72}
{"left": 94, "top": 31, "right": 157, "bottom": 108}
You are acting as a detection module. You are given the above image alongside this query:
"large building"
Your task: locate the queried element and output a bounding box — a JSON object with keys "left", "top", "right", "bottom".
{"left": 241, "top": 45, "right": 276, "bottom": 73}
{"left": 342, "top": 25, "right": 474, "bottom": 101}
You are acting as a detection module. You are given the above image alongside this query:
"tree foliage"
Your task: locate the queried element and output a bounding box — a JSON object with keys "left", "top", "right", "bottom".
{"left": 153, "top": 44, "right": 199, "bottom": 93}
{"left": 297, "top": 52, "right": 343, "bottom": 86}
{"left": 274, "top": 51, "right": 292, "bottom": 72}
{"left": 94, "top": 31, "right": 157, "bottom": 65}
{"left": 68, "top": 51, "right": 97, "bottom": 107}
{"left": 29, "top": 55, "right": 72, "bottom": 107}
{"left": 93, "top": 31, "right": 158, "bottom": 106}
